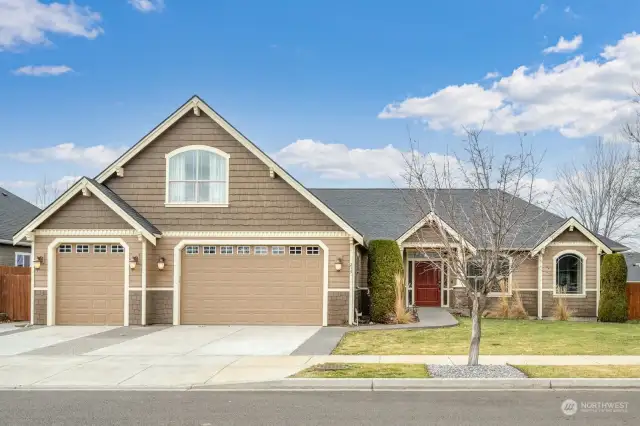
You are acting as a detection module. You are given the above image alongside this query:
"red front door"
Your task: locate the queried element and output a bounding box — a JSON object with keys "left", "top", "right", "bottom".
{"left": 414, "top": 262, "right": 441, "bottom": 307}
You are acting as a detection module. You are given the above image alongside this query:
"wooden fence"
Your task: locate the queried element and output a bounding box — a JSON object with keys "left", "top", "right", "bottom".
{"left": 629, "top": 283, "right": 640, "bottom": 321}
{"left": 0, "top": 266, "right": 31, "bottom": 321}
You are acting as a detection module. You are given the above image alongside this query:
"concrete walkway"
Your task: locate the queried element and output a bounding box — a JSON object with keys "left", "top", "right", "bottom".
{"left": 2, "top": 354, "right": 639, "bottom": 389}
{"left": 293, "top": 308, "right": 458, "bottom": 355}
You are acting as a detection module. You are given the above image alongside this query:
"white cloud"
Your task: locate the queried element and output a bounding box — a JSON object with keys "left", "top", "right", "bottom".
{"left": 7, "top": 143, "right": 126, "bottom": 167}
{"left": 483, "top": 71, "right": 500, "bottom": 80}
{"left": 13, "top": 65, "right": 72, "bottom": 76}
{"left": 273, "top": 139, "right": 460, "bottom": 185}
{"left": 543, "top": 34, "right": 583, "bottom": 54}
{"left": 0, "top": 0, "right": 102, "bottom": 50}
{"left": 129, "top": 0, "right": 164, "bottom": 13}
{"left": 533, "top": 4, "right": 548, "bottom": 19}
{"left": 379, "top": 32, "right": 640, "bottom": 139}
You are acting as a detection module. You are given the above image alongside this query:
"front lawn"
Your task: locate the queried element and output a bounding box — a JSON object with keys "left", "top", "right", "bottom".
{"left": 334, "top": 318, "right": 640, "bottom": 355}
{"left": 515, "top": 365, "right": 640, "bottom": 378}
{"left": 291, "top": 363, "right": 430, "bottom": 378}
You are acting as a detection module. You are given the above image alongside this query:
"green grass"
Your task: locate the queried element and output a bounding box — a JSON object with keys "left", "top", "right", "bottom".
{"left": 334, "top": 318, "right": 640, "bottom": 355}
{"left": 291, "top": 363, "right": 430, "bottom": 378}
{"left": 515, "top": 365, "right": 640, "bottom": 378}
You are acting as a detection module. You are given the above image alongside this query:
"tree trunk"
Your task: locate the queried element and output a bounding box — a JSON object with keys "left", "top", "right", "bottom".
{"left": 468, "top": 295, "right": 482, "bottom": 365}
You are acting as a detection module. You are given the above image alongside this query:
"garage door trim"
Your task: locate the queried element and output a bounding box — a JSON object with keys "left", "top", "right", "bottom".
{"left": 46, "top": 237, "right": 131, "bottom": 326}
{"left": 173, "top": 239, "right": 329, "bottom": 326}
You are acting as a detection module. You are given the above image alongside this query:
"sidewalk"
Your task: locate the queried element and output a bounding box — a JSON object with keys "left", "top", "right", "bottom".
{"left": 2, "top": 354, "right": 640, "bottom": 389}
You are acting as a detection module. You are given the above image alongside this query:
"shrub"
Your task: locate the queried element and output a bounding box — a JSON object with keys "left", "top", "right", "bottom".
{"left": 553, "top": 297, "right": 572, "bottom": 321}
{"left": 509, "top": 290, "right": 529, "bottom": 319}
{"left": 368, "top": 240, "right": 404, "bottom": 323}
{"left": 598, "top": 253, "right": 628, "bottom": 323}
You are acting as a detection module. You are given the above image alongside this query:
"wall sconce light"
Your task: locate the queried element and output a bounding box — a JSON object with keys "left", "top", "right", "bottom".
{"left": 335, "top": 257, "right": 343, "bottom": 272}
{"left": 129, "top": 256, "right": 138, "bottom": 270}
{"left": 157, "top": 257, "right": 165, "bottom": 271}
{"left": 34, "top": 256, "right": 44, "bottom": 270}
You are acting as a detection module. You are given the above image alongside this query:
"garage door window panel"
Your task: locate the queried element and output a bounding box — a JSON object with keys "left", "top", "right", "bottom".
{"left": 289, "top": 246, "right": 302, "bottom": 255}
{"left": 186, "top": 246, "right": 200, "bottom": 255}
{"left": 272, "top": 246, "right": 285, "bottom": 255}
{"left": 111, "top": 245, "right": 124, "bottom": 253}
{"left": 255, "top": 246, "right": 268, "bottom": 255}
{"left": 221, "top": 246, "right": 233, "bottom": 255}
{"left": 76, "top": 245, "right": 89, "bottom": 253}
{"left": 58, "top": 244, "right": 72, "bottom": 253}
{"left": 306, "top": 246, "right": 320, "bottom": 255}
{"left": 94, "top": 245, "right": 107, "bottom": 253}
{"left": 238, "top": 246, "right": 250, "bottom": 255}
{"left": 203, "top": 246, "right": 216, "bottom": 255}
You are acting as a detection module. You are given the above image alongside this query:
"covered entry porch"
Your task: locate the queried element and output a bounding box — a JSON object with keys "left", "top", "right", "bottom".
{"left": 403, "top": 248, "right": 456, "bottom": 308}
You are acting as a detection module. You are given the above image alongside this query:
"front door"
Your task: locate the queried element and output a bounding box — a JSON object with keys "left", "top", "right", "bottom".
{"left": 414, "top": 262, "right": 441, "bottom": 307}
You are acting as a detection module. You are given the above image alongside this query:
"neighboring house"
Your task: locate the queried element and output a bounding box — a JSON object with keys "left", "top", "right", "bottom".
{"left": 0, "top": 187, "right": 40, "bottom": 267}
{"left": 14, "top": 95, "right": 627, "bottom": 327}
{"left": 624, "top": 252, "right": 640, "bottom": 320}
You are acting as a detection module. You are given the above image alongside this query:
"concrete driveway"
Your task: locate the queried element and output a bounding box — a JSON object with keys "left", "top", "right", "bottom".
{"left": 87, "top": 325, "right": 321, "bottom": 356}
{"left": 0, "top": 326, "right": 118, "bottom": 356}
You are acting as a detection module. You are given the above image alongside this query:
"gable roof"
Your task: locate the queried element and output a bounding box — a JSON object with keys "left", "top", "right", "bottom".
{"left": 13, "top": 177, "right": 160, "bottom": 245}
{"left": 0, "top": 187, "right": 40, "bottom": 245}
{"left": 310, "top": 188, "right": 627, "bottom": 251}
{"left": 94, "top": 95, "right": 364, "bottom": 245}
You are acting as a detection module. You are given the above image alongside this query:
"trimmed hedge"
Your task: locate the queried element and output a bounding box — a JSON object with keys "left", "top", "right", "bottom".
{"left": 598, "top": 253, "right": 628, "bottom": 323}
{"left": 368, "top": 240, "right": 404, "bottom": 322}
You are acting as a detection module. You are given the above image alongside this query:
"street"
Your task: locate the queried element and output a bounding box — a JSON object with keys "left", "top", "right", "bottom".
{"left": 0, "top": 390, "right": 638, "bottom": 425}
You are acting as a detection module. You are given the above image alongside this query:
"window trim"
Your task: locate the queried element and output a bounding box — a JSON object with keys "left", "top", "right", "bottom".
{"left": 93, "top": 244, "right": 107, "bottom": 254}
{"left": 58, "top": 244, "right": 72, "bottom": 254}
{"left": 553, "top": 250, "right": 587, "bottom": 297}
{"left": 289, "top": 246, "right": 302, "bottom": 255}
{"left": 15, "top": 252, "right": 31, "bottom": 267}
{"left": 76, "top": 244, "right": 89, "bottom": 254}
{"left": 185, "top": 245, "right": 200, "bottom": 255}
{"left": 164, "top": 145, "right": 230, "bottom": 207}
{"left": 110, "top": 244, "right": 124, "bottom": 253}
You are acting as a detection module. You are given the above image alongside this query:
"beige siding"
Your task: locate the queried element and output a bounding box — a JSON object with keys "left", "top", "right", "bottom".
{"left": 554, "top": 229, "right": 591, "bottom": 243}
{"left": 541, "top": 245, "right": 598, "bottom": 290}
{"left": 104, "top": 112, "right": 341, "bottom": 232}
{"left": 404, "top": 224, "right": 450, "bottom": 244}
{"left": 512, "top": 256, "right": 538, "bottom": 290}
{"left": 146, "top": 236, "right": 350, "bottom": 289}
{"left": 40, "top": 194, "right": 130, "bottom": 229}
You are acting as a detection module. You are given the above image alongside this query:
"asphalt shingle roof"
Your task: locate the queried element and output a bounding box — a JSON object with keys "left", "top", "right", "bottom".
{"left": 310, "top": 188, "right": 626, "bottom": 251}
{"left": 0, "top": 186, "right": 40, "bottom": 242}
{"left": 86, "top": 178, "right": 161, "bottom": 236}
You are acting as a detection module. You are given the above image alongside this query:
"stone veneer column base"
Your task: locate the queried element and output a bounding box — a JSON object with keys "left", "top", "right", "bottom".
{"left": 34, "top": 290, "right": 47, "bottom": 325}
{"left": 147, "top": 291, "right": 173, "bottom": 325}
{"left": 328, "top": 292, "right": 349, "bottom": 325}
{"left": 129, "top": 292, "right": 142, "bottom": 325}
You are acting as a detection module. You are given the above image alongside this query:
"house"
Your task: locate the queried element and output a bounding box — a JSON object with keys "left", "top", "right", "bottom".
{"left": 624, "top": 252, "right": 640, "bottom": 320}
{"left": 14, "top": 95, "right": 627, "bottom": 327}
{"left": 0, "top": 187, "right": 40, "bottom": 267}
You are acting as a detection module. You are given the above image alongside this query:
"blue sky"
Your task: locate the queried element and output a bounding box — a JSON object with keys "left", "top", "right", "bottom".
{"left": 1, "top": 0, "right": 640, "bottom": 207}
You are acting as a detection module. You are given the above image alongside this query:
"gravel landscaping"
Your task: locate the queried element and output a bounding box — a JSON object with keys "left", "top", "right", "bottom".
{"left": 427, "top": 364, "right": 527, "bottom": 378}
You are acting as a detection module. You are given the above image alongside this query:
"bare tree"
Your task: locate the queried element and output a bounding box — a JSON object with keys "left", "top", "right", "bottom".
{"left": 557, "top": 139, "right": 638, "bottom": 241}
{"left": 35, "top": 176, "right": 75, "bottom": 208}
{"left": 403, "top": 130, "right": 553, "bottom": 365}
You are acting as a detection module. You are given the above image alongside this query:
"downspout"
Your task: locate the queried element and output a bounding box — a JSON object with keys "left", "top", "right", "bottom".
{"left": 348, "top": 237, "right": 355, "bottom": 325}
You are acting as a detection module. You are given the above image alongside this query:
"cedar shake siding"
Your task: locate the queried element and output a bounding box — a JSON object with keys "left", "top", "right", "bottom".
{"left": 554, "top": 229, "right": 591, "bottom": 243}
{"left": 104, "top": 112, "right": 342, "bottom": 232}
{"left": 403, "top": 224, "right": 452, "bottom": 244}
{"left": 39, "top": 193, "right": 130, "bottom": 229}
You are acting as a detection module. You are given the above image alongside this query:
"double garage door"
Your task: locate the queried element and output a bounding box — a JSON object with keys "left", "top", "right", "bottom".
{"left": 53, "top": 242, "right": 324, "bottom": 326}
{"left": 55, "top": 243, "right": 125, "bottom": 325}
{"left": 181, "top": 244, "right": 323, "bottom": 325}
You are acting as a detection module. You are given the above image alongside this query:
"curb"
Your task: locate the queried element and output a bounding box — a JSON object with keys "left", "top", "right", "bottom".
{"left": 193, "top": 378, "right": 640, "bottom": 391}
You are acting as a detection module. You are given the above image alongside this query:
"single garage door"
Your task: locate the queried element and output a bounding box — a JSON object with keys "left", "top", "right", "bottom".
{"left": 55, "top": 243, "right": 125, "bottom": 325}
{"left": 181, "top": 244, "right": 323, "bottom": 325}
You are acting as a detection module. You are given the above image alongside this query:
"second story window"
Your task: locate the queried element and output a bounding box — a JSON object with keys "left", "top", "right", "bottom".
{"left": 166, "top": 146, "right": 230, "bottom": 206}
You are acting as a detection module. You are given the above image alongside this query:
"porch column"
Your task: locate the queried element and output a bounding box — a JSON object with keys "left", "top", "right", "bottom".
{"left": 537, "top": 253, "right": 543, "bottom": 319}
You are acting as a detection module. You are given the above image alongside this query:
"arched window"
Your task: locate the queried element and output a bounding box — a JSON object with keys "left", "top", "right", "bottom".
{"left": 165, "top": 146, "right": 229, "bottom": 206}
{"left": 554, "top": 252, "right": 584, "bottom": 295}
